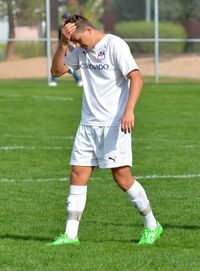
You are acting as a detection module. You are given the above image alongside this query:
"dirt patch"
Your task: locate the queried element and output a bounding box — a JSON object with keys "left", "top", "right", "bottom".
{"left": 137, "top": 53, "right": 200, "bottom": 79}
{"left": 0, "top": 54, "right": 200, "bottom": 79}
{"left": 0, "top": 57, "right": 47, "bottom": 79}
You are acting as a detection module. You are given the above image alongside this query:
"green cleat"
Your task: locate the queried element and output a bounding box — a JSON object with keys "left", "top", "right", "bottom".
{"left": 46, "top": 234, "right": 80, "bottom": 246}
{"left": 138, "top": 222, "right": 163, "bottom": 245}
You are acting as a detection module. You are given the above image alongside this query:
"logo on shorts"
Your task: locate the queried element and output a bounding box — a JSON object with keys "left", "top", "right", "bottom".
{"left": 109, "top": 156, "right": 116, "bottom": 163}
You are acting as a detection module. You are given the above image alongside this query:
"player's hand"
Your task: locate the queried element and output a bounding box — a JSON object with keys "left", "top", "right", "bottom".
{"left": 121, "top": 110, "right": 134, "bottom": 134}
{"left": 61, "top": 23, "right": 76, "bottom": 45}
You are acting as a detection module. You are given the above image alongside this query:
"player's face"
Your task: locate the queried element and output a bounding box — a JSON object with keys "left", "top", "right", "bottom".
{"left": 70, "top": 28, "right": 95, "bottom": 50}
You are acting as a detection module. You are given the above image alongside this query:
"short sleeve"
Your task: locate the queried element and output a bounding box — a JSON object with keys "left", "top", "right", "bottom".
{"left": 64, "top": 48, "right": 79, "bottom": 71}
{"left": 113, "top": 38, "right": 139, "bottom": 78}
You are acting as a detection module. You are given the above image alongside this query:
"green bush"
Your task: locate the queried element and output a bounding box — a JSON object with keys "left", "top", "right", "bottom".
{"left": 0, "top": 41, "right": 46, "bottom": 60}
{"left": 15, "top": 41, "right": 45, "bottom": 58}
{"left": 115, "top": 21, "right": 187, "bottom": 54}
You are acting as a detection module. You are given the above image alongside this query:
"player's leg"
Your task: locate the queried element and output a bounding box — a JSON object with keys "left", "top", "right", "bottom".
{"left": 49, "top": 75, "right": 57, "bottom": 87}
{"left": 112, "top": 166, "right": 157, "bottom": 229}
{"left": 65, "top": 165, "right": 94, "bottom": 239}
{"left": 72, "top": 70, "right": 83, "bottom": 86}
{"left": 65, "top": 125, "right": 98, "bottom": 243}
{"left": 98, "top": 126, "right": 163, "bottom": 245}
{"left": 47, "top": 125, "right": 97, "bottom": 246}
{"left": 111, "top": 166, "right": 163, "bottom": 245}
{"left": 72, "top": 70, "right": 80, "bottom": 83}
{"left": 47, "top": 165, "right": 93, "bottom": 246}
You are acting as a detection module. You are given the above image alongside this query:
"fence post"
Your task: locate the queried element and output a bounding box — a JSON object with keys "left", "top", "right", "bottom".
{"left": 45, "top": 0, "right": 51, "bottom": 84}
{"left": 154, "top": 0, "right": 159, "bottom": 82}
{"left": 145, "top": 0, "right": 151, "bottom": 22}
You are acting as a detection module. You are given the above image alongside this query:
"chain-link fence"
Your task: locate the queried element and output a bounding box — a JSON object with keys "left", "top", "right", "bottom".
{"left": 0, "top": 0, "right": 200, "bottom": 82}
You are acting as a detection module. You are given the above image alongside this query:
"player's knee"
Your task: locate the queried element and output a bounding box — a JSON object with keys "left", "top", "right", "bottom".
{"left": 112, "top": 167, "right": 134, "bottom": 191}
{"left": 111, "top": 166, "right": 131, "bottom": 181}
{"left": 70, "top": 167, "right": 90, "bottom": 185}
{"left": 70, "top": 170, "right": 84, "bottom": 183}
{"left": 112, "top": 171, "right": 123, "bottom": 183}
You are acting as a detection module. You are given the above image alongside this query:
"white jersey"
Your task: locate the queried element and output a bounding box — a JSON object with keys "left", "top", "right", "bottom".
{"left": 64, "top": 34, "right": 139, "bottom": 126}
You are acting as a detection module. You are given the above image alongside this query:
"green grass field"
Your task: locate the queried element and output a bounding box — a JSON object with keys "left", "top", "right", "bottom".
{"left": 0, "top": 78, "right": 200, "bottom": 271}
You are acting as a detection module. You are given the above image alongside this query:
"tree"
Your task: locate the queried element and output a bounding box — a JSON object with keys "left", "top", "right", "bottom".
{"left": 50, "top": 0, "right": 58, "bottom": 36}
{"left": 109, "top": 0, "right": 146, "bottom": 22}
{"left": 157, "top": 0, "right": 200, "bottom": 22}
{"left": 15, "top": 0, "right": 44, "bottom": 26}
{"left": 103, "top": 0, "right": 116, "bottom": 32}
{"left": 0, "top": 0, "right": 45, "bottom": 59}
{"left": 4, "top": 0, "right": 15, "bottom": 59}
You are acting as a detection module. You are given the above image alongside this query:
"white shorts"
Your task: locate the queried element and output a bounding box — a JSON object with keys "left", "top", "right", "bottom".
{"left": 70, "top": 124, "right": 132, "bottom": 168}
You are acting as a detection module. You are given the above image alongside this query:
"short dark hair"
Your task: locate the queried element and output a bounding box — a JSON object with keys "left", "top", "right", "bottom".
{"left": 64, "top": 15, "right": 94, "bottom": 32}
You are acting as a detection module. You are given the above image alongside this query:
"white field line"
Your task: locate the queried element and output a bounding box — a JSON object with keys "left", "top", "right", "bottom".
{"left": 3, "top": 134, "right": 74, "bottom": 140}
{"left": 0, "top": 146, "right": 72, "bottom": 150}
{"left": 0, "top": 94, "right": 74, "bottom": 101}
{"left": 136, "top": 174, "right": 200, "bottom": 179}
{"left": 0, "top": 143, "right": 198, "bottom": 151}
{"left": 0, "top": 178, "right": 67, "bottom": 183}
{"left": 32, "top": 96, "right": 74, "bottom": 101}
{"left": 1, "top": 174, "right": 200, "bottom": 183}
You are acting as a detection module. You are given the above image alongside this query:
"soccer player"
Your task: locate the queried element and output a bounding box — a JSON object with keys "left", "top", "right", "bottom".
{"left": 48, "top": 15, "right": 163, "bottom": 246}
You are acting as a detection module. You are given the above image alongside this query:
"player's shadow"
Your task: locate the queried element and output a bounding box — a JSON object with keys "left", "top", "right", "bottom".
{"left": 87, "top": 220, "right": 200, "bottom": 231}
{"left": 1, "top": 223, "right": 199, "bottom": 244}
{"left": 0, "top": 233, "right": 51, "bottom": 242}
{"left": 162, "top": 223, "right": 200, "bottom": 231}
{"left": 83, "top": 220, "right": 200, "bottom": 243}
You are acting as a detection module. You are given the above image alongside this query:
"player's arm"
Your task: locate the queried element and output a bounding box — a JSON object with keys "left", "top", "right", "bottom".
{"left": 121, "top": 69, "right": 143, "bottom": 133}
{"left": 51, "top": 23, "right": 76, "bottom": 77}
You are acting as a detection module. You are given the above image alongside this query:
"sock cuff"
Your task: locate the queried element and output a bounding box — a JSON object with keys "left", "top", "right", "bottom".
{"left": 126, "top": 180, "right": 143, "bottom": 197}
{"left": 70, "top": 185, "right": 87, "bottom": 195}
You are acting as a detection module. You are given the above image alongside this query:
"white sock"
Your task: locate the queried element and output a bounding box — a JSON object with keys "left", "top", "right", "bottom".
{"left": 127, "top": 180, "right": 157, "bottom": 230}
{"left": 65, "top": 185, "right": 87, "bottom": 239}
{"left": 144, "top": 212, "right": 157, "bottom": 230}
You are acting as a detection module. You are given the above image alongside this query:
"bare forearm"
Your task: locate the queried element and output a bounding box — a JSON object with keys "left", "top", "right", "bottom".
{"left": 121, "top": 70, "right": 143, "bottom": 133}
{"left": 51, "top": 22, "right": 77, "bottom": 77}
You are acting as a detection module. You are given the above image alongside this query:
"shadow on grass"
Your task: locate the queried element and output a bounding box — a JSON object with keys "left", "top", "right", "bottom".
{"left": 0, "top": 223, "right": 199, "bottom": 244}
{"left": 85, "top": 220, "right": 200, "bottom": 231}
{"left": 162, "top": 223, "right": 200, "bottom": 231}
{"left": 0, "top": 233, "right": 51, "bottom": 242}
{"left": 0, "top": 233, "right": 138, "bottom": 244}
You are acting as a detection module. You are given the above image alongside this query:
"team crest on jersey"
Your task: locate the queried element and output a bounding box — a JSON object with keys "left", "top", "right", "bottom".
{"left": 97, "top": 50, "right": 106, "bottom": 61}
